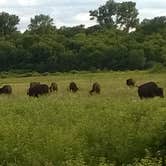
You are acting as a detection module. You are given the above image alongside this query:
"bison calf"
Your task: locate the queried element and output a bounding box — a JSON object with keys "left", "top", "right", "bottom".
{"left": 138, "top": 81, "right": 164, "bottom": 99}
{"left": 50, "top": 82, "right": 58, "bottom": 92}
{"left": 69, "top": 82, "right": 79, "bottom": 93}
{"left": 27, "top": 84, "right": 49, "bottom": 97}
{"left": 126, "top": 78, "right": 135, "bottom": 87}
{"left": 0, "top": 85, "right": 12, "bottom": 94}
{"left": 89, "top": 82, "right": 100, "bottom": 95}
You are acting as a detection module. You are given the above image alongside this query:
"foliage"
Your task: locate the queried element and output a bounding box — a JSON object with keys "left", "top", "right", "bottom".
{"left": 138, "top": 16, "right": 166, "bottom": 35}
{"left": 89, "top": 0, "right": 139, "bottom": 32}
{"left": 116, "top": 1, "right": 139, "bottom": 32}
{"left": 0, "top": 12, "right": 20, "bottom": 36}
{"left": 148, "top": 63, "right": 166, "bottom": 73}
{"left": 0, "top": 72, "right": 165, "bottom": 165}
{"left": 89, "top": 0, "right": 117, "bottom": 26}
{"left": 28, "top": 14, "right": 56, "bottom": 34}
{"left": 0, "top": 1, "right": 166, "bottom": 72}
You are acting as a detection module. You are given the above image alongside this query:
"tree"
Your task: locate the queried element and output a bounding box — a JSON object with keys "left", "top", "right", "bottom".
{"left": 58, "top": 25, "right": 85, "bottom": 37}
{"left": 20, "top": 34, "right": 39, "bottom": 49}
{"left": 89, "top": 0, "right": 139, "bottom": 32}
{"left": 116, "top": 1, "right": 139, "bottom": 32}
{"left": 0, "top": 40, "right": 17, "bottom": 70}
{"left": 89, "top": 0, "right": 117, "bottom": 26}
{"left": 127, "top": 49, "right": 145, "bottom": 69}
{"left": 0, "top": 12, "right": 20, "bottom": 36}
{"left": 139, "top": 16, "right": 166, "bottom": 35}
{"left": 28, "top": 14, "right": 56, "bottom": 34}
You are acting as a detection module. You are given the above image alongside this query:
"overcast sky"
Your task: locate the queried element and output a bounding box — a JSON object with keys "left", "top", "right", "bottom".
{"left": 1, "top": 0, "right": 166, "bottom": 32}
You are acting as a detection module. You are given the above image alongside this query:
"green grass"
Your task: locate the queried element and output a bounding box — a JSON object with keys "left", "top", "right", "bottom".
{"left": 0, "top": 71, "right": 166, "bottom": 166}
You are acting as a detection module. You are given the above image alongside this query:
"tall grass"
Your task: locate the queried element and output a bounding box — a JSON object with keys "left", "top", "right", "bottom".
{"left": 0, "top": 71, "right": 165, "bottom": 165}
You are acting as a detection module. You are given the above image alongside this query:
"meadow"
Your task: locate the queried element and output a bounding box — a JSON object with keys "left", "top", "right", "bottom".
{"left": 0, "top": 71, "right": 166, "bottom": 166}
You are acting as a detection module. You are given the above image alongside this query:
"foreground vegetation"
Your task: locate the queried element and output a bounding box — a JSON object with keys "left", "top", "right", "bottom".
{"left": 0, "top": 71, "right": 166, "bottom": 165}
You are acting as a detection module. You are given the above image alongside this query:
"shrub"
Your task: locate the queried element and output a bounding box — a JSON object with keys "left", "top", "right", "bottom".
{"left": 42, "top": 72, "right": 50, "bottom": 76}
{"left": 70, "top": 70, "right": 80, "bottom": 74}
{"left": 149, "top": 63, "right": 166, "bottom": 73}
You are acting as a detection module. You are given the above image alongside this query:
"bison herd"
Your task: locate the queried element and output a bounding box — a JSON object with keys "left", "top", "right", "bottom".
{"left": 0, "top": 79, "right": 164, "bottom": 99}
{"left": 26, "top": 82, "right": 101, "bottom": 97}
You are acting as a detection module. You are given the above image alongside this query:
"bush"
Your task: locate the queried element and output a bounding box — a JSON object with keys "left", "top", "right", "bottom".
{"left": 19, "top": 72, "right": 33, "bottom": 77}
{"left": 149, "top": 63, "right": 166, "bottom": 73}
{"left": 69, "top": 70, "right": 80, "bottom": 74}
{"left": 133, "top": 156, "right": 161, "bottom": 166}
{"left": 0, "top": 72, "right": 8, "bottom": 78}
{"left": 31, "top": 72, "right": 41, "bottom": 77}
{"left": 42, "top": 72, "right": 50, "bottom": 76}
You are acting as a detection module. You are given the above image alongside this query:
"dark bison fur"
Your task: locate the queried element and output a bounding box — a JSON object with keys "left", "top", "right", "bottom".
{"left": 0, "top": 85, "right": 12, "bottom": 94}
{"left": 30, "top": 82, "right": 40, "bottom": 88}
{"left": 27, "top": 84, "right": 49, "bottom": 97}
{"left": 89, "top": 82, "right": 100, "bottom": 95}
{"left": 69, "top": 82, "right": 79, "bottom": 93}
{"left": 50, "top": 82, "right": 58, "bottom": 92}
{"left": 138, "top": 81, "right": 164, "bottom": 99}
{"left": 126, "top": 78, "right": 135, "bottom": 87}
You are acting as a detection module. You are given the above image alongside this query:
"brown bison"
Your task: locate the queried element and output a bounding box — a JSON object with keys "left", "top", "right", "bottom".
{"left": 69, "top": 82, "right": 79, "bottom": 93}
{"left": 89, "top": 82, "right": 100, "bottom": 95}
{"left": 126, "top": 78, "right": 135, "bottom": 87}
{"left": 50, "top": 82, "right": 58, "bottom": 92}
{"left": 30, "top": 82, "right": 40, "bottom": 88}
{"left": 27, "top": 84, "right": 49, "bottom": 97}
{"left": 138, "top": 82, "right": 164, "bottom": 99}
{"left": 0, "top": 85, "right": 12, "bottom": 94}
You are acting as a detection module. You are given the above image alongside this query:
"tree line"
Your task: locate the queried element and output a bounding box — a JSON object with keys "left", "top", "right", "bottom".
{"left": 0, "top": 0, "right": 166, "bottom": 72}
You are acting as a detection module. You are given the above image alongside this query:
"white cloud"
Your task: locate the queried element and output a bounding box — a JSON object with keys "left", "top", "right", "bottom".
{"left": 16, "top": 0, "right": 39, "bottom": 6}
{"left": 73, "top": 12, "right": 96, "bottom": 27}
{"left": 74, "top": 13, "right": 90, "bottom": 22}
{"left": 139, "top": 8, "right": 166, "bottom": 20}
{"left": 0, "top": 0, "right": 7, "bottom": 5}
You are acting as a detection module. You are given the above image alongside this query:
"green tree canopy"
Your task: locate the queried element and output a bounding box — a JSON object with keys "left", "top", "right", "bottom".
{"left": 0, "top": 12, "right": 20, "bottom": 36}
{"left": 139, "top": 16, "right": 166, "bottom": 35}
{"left": 116, "top": 1, "right": 139, "bottom": 32}
{"left": 28, "top": 14, "right": 56, "bottom": 34}
{"left": 89, "top": 0, "right": 116, "bottom": 26}
{"left": 89, "top": 0, "right": 139, "bottom": 32}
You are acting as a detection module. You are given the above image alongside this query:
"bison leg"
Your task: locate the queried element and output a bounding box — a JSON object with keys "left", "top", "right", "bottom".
{"left": 35, "top": 94, "right": 38, "bottom": 97}
{"left": 89, "top": 90, "right": 93, "bottom": 95}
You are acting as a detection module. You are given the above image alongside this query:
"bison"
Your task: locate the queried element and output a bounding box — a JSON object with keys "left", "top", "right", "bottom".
{"left": 50, "top": 82, "right": 58, "bottom": 92}
{"left": 30, "top": 82, "right": 40, "bottom": 88}
{"left": 69, "top": 82, "right": 79, "bottom": 93}
{"left": 89, "top": 82, "right": 100, "bottom": 95}
{"left": 0, "top": 85, "right": 12, "bottom": 94}
{"left": 126, "top": 78, "right": 135, "bottom": 87}
{"left": 27, "top": 84, "right": 49, "bottom": 97}
{"left": 138, "top": 81, "right": 164, "bottom": 99}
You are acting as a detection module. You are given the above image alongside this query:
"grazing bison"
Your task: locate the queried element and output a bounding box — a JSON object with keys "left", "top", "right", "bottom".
{"left": 126, "top": 78, "right": 135, "bottom": 87}
{"left": 50, "top": 82, "right": 58, "bottom": 92}
{"left": 89, "top": 82, "right": 100, "bottom": 95}
{"left": 69, "top": 82, "right": 79, "bottom": 93}
{"left": 138, "top": 81, "right": 164, "bottom": 99}
{"left": 27, "top": 84, "right": 49, "bottom": 97}
{"left": 30, "top": 82, "right": 40, "bottom": 88}
{"left": 0, "top": 85, "right": 12, "bottom": 94}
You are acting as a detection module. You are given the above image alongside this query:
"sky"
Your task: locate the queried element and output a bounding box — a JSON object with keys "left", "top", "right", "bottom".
{"left": 0, "top": 0, "right": 166, "bottom": 32}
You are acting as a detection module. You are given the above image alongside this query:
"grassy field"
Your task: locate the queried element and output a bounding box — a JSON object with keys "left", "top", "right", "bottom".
{"left": 0, "top": 71, "right": 166, "bottom": 166}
